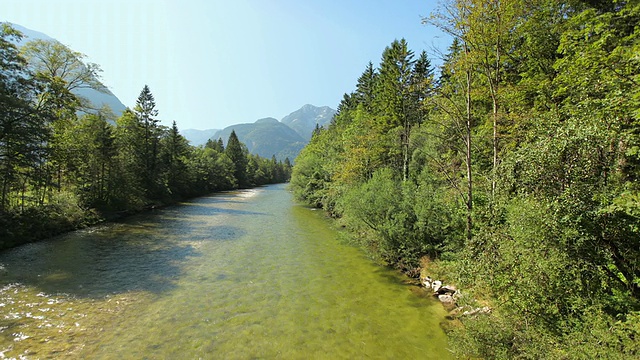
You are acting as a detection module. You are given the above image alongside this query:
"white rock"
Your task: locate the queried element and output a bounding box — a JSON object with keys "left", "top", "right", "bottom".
{"left": 432, "top": 280, "right": 442, "bottom": 293}
{"left": 462, "top": 306, "right": 492, "bottom": 317}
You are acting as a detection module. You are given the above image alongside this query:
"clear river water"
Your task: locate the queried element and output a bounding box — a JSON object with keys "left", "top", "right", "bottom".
{"left": 0, "top": 184, "right": 450, "bottom": 359}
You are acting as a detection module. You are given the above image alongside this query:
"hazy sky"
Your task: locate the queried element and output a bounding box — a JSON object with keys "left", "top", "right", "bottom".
{"left": 3, "top": 0, "right": 450, "bottom": 130}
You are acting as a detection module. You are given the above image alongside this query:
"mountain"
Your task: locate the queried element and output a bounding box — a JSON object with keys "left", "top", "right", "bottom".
{"left": 281, "top": 104, "right": 336, "bottom": 140}
{"left": 211, "top": 105, "right": 336, "bottom": 161}
{"left": 213, "top": 117, "right": 307, "bottom": 161}
{"left": 7, "top": 22, "right": 127, "bottom": 116}
{"left": 180, "top": 128, "right": 220, "bottom": 146}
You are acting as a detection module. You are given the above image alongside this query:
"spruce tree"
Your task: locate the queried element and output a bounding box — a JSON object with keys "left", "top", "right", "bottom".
{"left": 354, "top": 61, "right": 378, "bottom": 111}
{"left": 374, "top": 38, "right": 415, "bottom": 131}
{"left": 225, "top": 130, "right": 248, "bottom": 188}
{"left": 374, "top": 38, "right": 416, "bottom": 179}
{"left": 133, "top": 85, "right": 161, "bottom": 196}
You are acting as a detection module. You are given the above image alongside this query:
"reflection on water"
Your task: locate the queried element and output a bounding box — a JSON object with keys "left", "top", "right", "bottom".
{"left": 0, "top": 184, "right": 449, "bottom": 359}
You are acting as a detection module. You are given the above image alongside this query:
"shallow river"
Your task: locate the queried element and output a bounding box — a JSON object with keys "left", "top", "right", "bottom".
{"left": 0, "top": 184, "right": 449, "bottom": 359}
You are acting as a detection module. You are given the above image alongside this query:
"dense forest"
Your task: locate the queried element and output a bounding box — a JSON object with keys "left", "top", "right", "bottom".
{"left": 0, "top": 23, "right": 291, "bottom": 249}
{"left": 291, "top": 0, "right": 639, "bottom": 358}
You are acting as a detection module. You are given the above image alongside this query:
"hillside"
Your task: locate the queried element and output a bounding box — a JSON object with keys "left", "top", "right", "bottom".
{"left": 180, "top": 128, "right": 220, "bottom": 146}
{"left": 209, "top": 104, "right": 335, "bottom": 161}
{"left": 8, "top": 23, "right": 126, "bottom": 116}
{"left": 213, "top": 118, "right": 307, "bottom": 161}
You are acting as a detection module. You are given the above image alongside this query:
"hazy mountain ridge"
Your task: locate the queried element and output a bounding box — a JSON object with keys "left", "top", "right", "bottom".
{"left": 180, "top": 128, "right": 220, "bottom": 146}
{"left": 8, "top": 22, "right": 127, "bottom": 116}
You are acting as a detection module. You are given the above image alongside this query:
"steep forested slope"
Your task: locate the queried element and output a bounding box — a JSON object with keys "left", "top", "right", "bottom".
{"left": 291, "top": 1, "right": 640, "bottom": 358}
{"left": 213, "top": 118, "right": 306, "bottom": 161}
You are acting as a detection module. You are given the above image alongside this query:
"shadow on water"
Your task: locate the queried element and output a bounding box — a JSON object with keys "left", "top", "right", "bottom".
{"left": 0, "top": 231, "right": 195, "bottom": 299}
{"left": 160, "top": 201, "right": 265, "bottom": 217}
{"left": 0, "top": 196, "right": 251, "bottom": 299}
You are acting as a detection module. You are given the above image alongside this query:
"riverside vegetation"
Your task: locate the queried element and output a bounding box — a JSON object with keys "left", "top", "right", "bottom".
{"left": 0, "top": 24, "right": 291, "bottom": 249}
{"left": 290, "top": 1, "right": 639, "bottom": 358}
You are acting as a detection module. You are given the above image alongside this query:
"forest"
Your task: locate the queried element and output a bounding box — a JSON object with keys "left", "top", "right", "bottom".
{"left": 290, "top": 0, "right": 639, "bottom": 358}
{"left": 0, "top": 24, "right": 291, "bottom": 249}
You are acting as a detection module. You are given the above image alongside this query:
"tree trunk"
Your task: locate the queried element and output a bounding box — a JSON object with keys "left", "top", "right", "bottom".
{"left": 491, "top": 11, "right": 501, "bottom": 205}
{"left": 465, "top": 43, "right": 473, "bottom": 243}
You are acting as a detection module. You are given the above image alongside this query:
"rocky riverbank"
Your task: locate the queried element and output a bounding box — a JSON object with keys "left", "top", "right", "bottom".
{"left": 420, "top": 275, "right": 491, "bottom": 319}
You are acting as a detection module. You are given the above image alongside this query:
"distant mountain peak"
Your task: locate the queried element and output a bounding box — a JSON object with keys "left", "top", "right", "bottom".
{"left": 255, "top": 117, "right": 279, "bottom": 124}
{"left": 281, "top": 104, "right": 336, "bottom": 140}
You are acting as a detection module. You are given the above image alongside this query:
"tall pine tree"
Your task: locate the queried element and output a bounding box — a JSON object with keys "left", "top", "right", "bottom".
{"left": 133, "top": 85, "right": 162, "bottom": 197}
{"left": 225, "top": 130, "right": 248, "bottom": 188}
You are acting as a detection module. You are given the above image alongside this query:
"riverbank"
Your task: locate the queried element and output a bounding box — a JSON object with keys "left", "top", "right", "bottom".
{"left": 0, "top": 200, "right": 99, "bottom": 251}
{"left": 0, "top": 186, "right": 275, "bottom": 252}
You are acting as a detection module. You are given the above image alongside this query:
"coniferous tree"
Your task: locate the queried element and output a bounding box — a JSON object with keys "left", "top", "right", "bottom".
{"left": 70, "top": 111, "right": 117, "bottom": 208}
{"left": 113, "top": 109, "right": 146, "bottom": 208}
{"left": 225, "top": 130, "right": 248, "bottom": 187}
{"left": 205, "top": 137, "right": 224, "bottom": 152}
{"left": 133, "top": 85, "right": 162, "bottom": 197}
{"left": 374, "top": 39, "right": 415, "bottom": 132}
{"left": 311, "top": 123, "right": 323, "bottom": 139}
{"left": 374, "top": 38, "right": 416, "bottom": 179}
{"left": 409, "top": 51, "right": 434, "bottom": 126}
{"left": 161, "top": 121, "right": 191, "bottom": 197}
{"left": 354, "top": 61, "right": 378, "bottom": 110}
{"left": 335, "top": 92, "right": 355, "bottom": 117}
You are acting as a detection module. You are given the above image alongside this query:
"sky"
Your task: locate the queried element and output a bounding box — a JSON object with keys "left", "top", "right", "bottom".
{"left": 3, "top": 0, "right": 451, "bottom": 130}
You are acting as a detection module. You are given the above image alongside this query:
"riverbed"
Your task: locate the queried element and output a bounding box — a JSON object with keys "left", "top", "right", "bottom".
{"left": 0, "top": 184, "right": 449, "bottom": 359}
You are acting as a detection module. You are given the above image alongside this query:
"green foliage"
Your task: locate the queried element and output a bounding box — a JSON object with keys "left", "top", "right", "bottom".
{"left": 289, "top": 132, "right": 333, "bottom": 209}
{"left": 225, "top": 130, "right": 249, "bottom": 188}
{"left": 0, "top": 23, "right": 50, "bottom": 211}
{"left": 20, "top": 38, "right": 106, "bottom": 111}
{"left": 291, "top": 1, "right": 640, "bottom": 358}
{"left": 70, "top": 111, "right": 117, "bottom": 208}
{"left": 292, "top": 38, "right": 449, "bottom": 270}
{"left": 340, "top": 168, "right": 463, "bottom": 269}
{"left": 0, "top": 27, "right": 290, "bottom": 248}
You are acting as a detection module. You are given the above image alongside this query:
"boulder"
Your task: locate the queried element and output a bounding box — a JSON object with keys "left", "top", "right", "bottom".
{"left": 436, "top": 285, "right": 457, "bottom": 295}
{"left": 438, "top": 294, "right": 455, "bottom": 304}
{"left": 432, "top": 280, "right": 442, "bottom": 293}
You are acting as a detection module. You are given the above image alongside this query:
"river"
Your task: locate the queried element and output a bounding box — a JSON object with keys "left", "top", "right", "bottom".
{"left": 0, "top": 184, "right": 450, "bottom": 359}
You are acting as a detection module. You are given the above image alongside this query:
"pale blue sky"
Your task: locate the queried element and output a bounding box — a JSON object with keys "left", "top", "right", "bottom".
{"left": 3, "top": 0, "right": 450, "bottom": 130}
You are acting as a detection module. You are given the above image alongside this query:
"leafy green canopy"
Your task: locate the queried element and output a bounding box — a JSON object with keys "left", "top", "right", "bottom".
{"left": 291, "top": 1, "right": 640, "bottom": 357}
